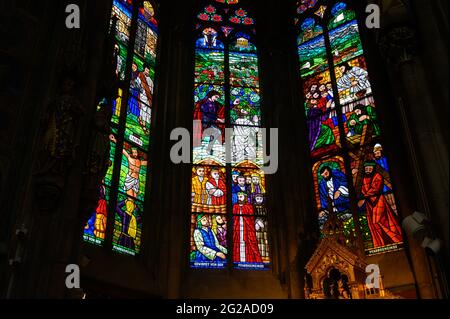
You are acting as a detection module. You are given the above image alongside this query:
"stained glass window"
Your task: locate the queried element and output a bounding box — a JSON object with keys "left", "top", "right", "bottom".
{"left": 216, "top": 0, "right": 240, "bottom": 4}
{"left": 296, "top": 1, "right": 404, "bottom": 256}
{"left": 191, "top": 0, "right": 270, "bottom": 270}
{"left": 83, "top": 0, "right": 159, "bottom": 256}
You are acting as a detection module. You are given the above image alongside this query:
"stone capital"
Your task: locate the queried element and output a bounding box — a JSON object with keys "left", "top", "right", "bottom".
{"left": 378, "top": 26, "right": 417, "bottom": 66}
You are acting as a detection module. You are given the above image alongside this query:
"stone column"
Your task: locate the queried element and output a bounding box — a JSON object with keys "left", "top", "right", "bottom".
{"left": 378, "top": 24, "right": 448, "bottom": 298}
{"left": 256, "top": 0, "right": 319, "bottom": 299}
{"left": 3, "top": 0, "right": 112, "bottom": 298}
{"left": 150, "top": 0, "right": 193, "bottom": 298}
{"left": 0, "top": 0, "right": 59, "bottom": 297}
{"left": 408, "top": 0, "right": 449, "bottom": 138}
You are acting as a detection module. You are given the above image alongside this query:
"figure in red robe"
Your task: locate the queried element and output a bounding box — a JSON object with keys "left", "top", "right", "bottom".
{"left": 85, "top": 186, "right": 108, "bottom": 240}
{"left": 359, "top": 161, "right": 403, "bottom": 248}
{"left": 193, "top": 90, "right": 225, "bottom": 147}
{"left": 233, "top": 192, "right": 263, "bottom": 263}
{"left": 206, "top": 169, "right": 227, "bottom": 208}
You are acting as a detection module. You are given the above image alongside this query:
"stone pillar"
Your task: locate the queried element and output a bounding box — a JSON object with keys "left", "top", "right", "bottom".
{"left": 408, "top": 0, "right": 449, "bottom": 139}
{"left": 378, "top": 24, "right": 448, "bottom": 298}
{"left": 0, "top": 0, "right": 59, "bottom": 297}
{"left": 3, "top": 0, "right": 112, "bottom": 298}
{"left": 150, "top": 0, "right": 193, "bottom": 298}
{"left": 256, "top": 0, "right": 319, "bottom": 299}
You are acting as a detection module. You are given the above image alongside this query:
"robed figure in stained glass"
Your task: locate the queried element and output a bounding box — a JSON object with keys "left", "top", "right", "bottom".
{"left": 232, "top": 174, "right": 250, "bottom": 204}
{"left": 116, "top": 199, "right": 141, "bottom": 250}
{"left": 129, "top": 63, "right": 141, "bottom": 117}
{"left": 85, "top": 186, "right": 108, "bottom": 240}
{"left": 358, "top": 161, "right": 402, "bottom": 248}
{"left": 253, "top": 193, "right": 267, "bottom": 217}
{"left": 193, "top": 90, "right": 225, "bottom": 147}
{"left": 249, "top": 173, "right": 265, "bottom": 204}
{"left": 254, "top": 194, "right": 269, "bottom": 260}
{"left": 346, "top": 104, "right": 380, "bottom": 138}
{"left": 337, "top": 62, "right": 370, "bottom": 99}
{"left": 136, "top": 65, "right": 154, "bottom": 134}
{"left": 193, "top": 214, "right": 227, "bottom": 262}
{"left": 85, "top": 215, "right": 96, "bottom": 237}
{"left": 306, "top": 86, "right": 335, "bottom": 151}
{"left": 319, "top": 166, "right": 350, "bottom": 212}
{"left": 373, "top": 144, "right": 392, "bottom": 193}
{"left": 192, "top": 167, "right": 208, "bottom": 211}
{"left": 233, "top": 192, "right": 263, "bottom": 263}
{"left": 205, "top": 168, "right": 227, "bottom": 212}
{"left": 232, "top": 102, "right": 260, "bottom": 162}
{"left": 319, "top": 166, "right": 350, "bottom": 216}
{"left": 93, "top": 185, "right": 108, "bottom": 240}
{"left": 213, "top": 215, "right": 227, "bottom": 247}
{"left": 372, "top": 143, "right": 397, "bottom": 213}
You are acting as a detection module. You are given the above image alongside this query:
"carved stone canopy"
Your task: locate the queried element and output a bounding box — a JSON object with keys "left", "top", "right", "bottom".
{"left": 306, "top": 237, "right": 367, "bottom": 287}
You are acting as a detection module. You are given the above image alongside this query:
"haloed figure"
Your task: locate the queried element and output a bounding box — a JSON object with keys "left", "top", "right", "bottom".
{"left": 232, "top": 102, "right": 259, "bottom": 163}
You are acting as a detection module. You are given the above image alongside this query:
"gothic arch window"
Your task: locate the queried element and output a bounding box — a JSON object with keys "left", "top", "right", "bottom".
{"left": 191, "top": 0, "right": 270, "bottom": 270}
{"left": 83, "top": 0, "right": 159, "bottom": 256}
{"left": 296, "top": 1, "right": 404, "bottom": 255}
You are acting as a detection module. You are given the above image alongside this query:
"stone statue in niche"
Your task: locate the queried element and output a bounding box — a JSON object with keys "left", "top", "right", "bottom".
{"left": 37, "top": 72, "right": 85, "bottom": 176}
{"left": 34, "top": 72, "right": 85, "bottom": 213}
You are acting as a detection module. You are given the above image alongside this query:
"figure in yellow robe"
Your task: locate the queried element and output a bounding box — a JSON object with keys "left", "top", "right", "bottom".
{"left": 192, "top": 167, "right": 208, "bottom": 212}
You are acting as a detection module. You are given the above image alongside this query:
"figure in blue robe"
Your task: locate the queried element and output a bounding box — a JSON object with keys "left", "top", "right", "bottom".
{"left": 319, "top": 167, "right": 350, "bottom": 214}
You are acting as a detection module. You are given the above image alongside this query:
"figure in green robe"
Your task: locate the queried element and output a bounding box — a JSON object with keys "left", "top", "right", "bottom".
{"left": 347, "top": 104, "right": 380, "bottom": 137}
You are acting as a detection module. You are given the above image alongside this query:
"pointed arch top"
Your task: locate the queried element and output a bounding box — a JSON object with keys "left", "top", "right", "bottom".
{"left": 294, "top": 0, "right": 405, "bottom": 257}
